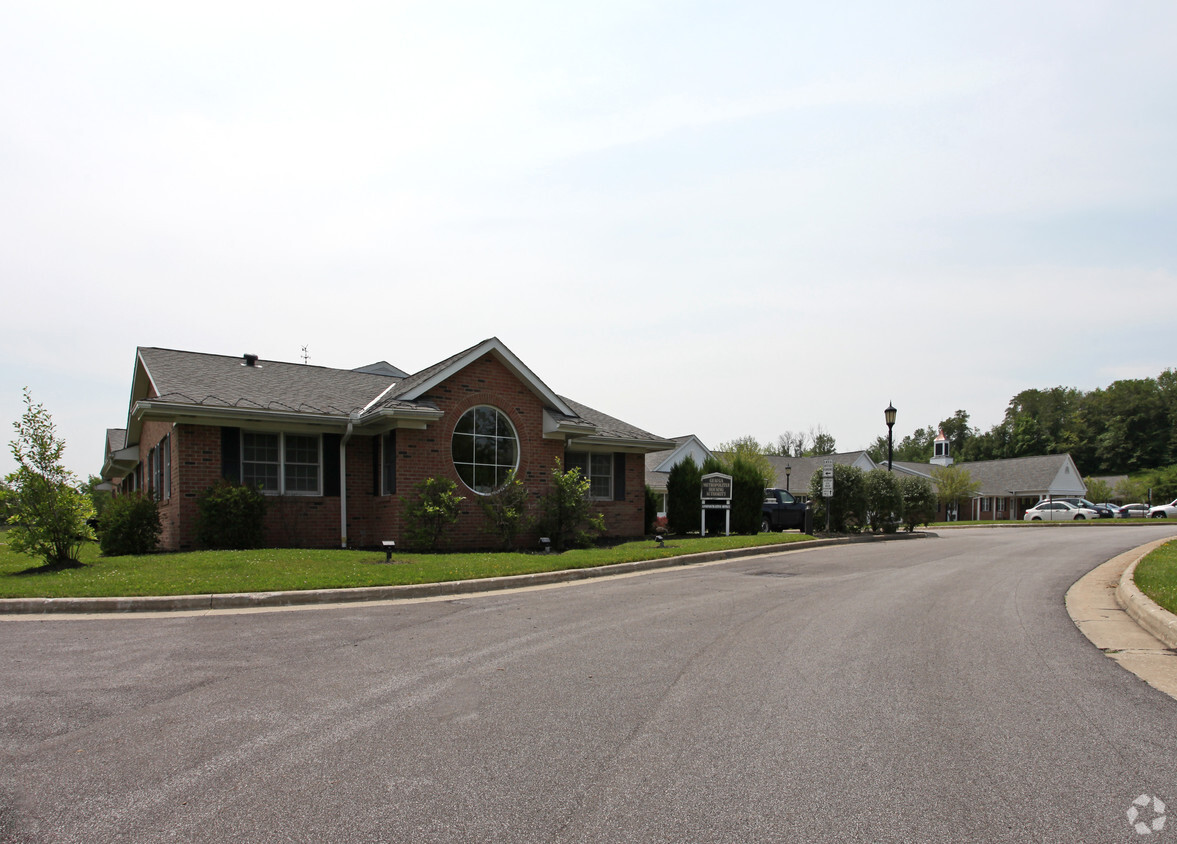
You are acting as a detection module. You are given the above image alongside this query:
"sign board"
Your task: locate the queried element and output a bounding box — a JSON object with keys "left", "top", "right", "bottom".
{"left": 822, "top": 457, "right": 834, "bottom": 479}
{"left": 822, "top": 478, "right": 834, "bottom": 498}
{"left": 700, "top": 473, "right": 733, "bottom": 500}
{"left": 702, "top": 503, "right": 731, "bottom": 510}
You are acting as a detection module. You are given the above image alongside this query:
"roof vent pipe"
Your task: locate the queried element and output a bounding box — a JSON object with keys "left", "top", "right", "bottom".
{"left": 243, "top": 354, "right": 259, "bottom": 367}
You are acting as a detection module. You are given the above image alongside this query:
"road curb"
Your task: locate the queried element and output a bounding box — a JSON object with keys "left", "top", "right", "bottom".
{"left": 0, "top": 532, "right": 926, "bottom": 616}
{"left": 1116, "top": 538, "right": 1177, "bottom": 650}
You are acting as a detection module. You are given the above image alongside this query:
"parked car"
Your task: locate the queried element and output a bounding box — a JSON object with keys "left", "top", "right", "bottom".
{"left": 1058, "top": 498, "right": 1116, "bottom": 518}
{"left": 1023, "top": 500, "right": 1101, "bottom": 521}
{"left": 1149, "top": 499, "right": 1177, "bottom": 518}
{"left": 1098, "top": 503, "right": 1122, "bottom": 518}
{"left": 1118, "top": 503, "right": 1151, "bottom": 519}
{"left": 761, "top": 488, "right": 808, "bottom": 532}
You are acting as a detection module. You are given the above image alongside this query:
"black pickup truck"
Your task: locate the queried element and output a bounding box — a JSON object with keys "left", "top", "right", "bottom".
{"left": 761, "top": 488, "right": 807, "bottom": 532}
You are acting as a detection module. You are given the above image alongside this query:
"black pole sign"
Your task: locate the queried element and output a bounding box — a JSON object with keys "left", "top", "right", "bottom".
{"left": 700, "top": 473, "right": 733, "bottom": 500}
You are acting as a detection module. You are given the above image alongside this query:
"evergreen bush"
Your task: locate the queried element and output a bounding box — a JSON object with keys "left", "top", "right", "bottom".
{"left": 98, "top": 493, "right": 162, "bottom": 556}
{"left": 196, "top": 480, "right": 267, "bottom": 549}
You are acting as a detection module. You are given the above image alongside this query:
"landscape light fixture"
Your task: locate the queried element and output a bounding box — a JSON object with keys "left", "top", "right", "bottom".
{"left": 884, "top": 402, "right": 897, "bottom": 472}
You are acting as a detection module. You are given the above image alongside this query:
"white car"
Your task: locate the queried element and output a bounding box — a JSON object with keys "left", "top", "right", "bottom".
{"left": 1023, "top": 500, "right": 1101, "bottom": 521}
{"left": 1149, "top": 499, "right": 1177, "bottom": 519}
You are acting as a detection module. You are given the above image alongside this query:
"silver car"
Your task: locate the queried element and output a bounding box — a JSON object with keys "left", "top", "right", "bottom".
{"left": 1023, "top": 500, "right": 1101, "bottom": 521}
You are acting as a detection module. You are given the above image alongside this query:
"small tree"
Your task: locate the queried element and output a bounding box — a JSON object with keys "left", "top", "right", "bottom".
{"left": 98, "top": 493, "right": 162, "bottom": 556}
{"left": 196, "top": 480, "right": 267, "bottom": 549}
{"left": 1083, "top": 476, "right": 1114, "bottom": 505}
{"left": 404, "top": 477, "right": 464, "bottom": 551}
{"left": 478, "top": 471, "right": 531, "bottom": 550}
{"left": 538, "top": 459, "right": 604, "bottom": 551}
{"left": 666, "top": 455, "right": 702, "bottom": 535}
{"left": 898, "top": 475, "right": 937, "bottom": 532}
{"left": 864, "top": 469, "right": 903, "bottom": 533}
{"left": 5, "top": 388, "right": 94, "bottom": 566}
{"left": 931, "top": 464, "right": 981, "bottom": 521}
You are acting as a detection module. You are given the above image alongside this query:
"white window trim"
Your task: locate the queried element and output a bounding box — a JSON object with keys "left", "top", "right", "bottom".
{"left": 241, "top": 431, "right": 323, "bottom": 496}
{"left": 451, "top": 405, "right": 520, "bottom": 496}
{"left": 567, "top": 450, "right": 614, "bottom": 501}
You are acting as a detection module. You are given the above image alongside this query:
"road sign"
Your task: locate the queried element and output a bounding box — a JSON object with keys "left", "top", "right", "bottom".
{"left": 822, "top": 478, "right": 834, "bottom": 498}
{"left": 822, "top": 457, "right": 834, "bottom": 479}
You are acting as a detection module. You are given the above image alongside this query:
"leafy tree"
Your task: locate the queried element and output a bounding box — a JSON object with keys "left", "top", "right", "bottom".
{"left": 1140, "top": 464, "right": 1177, "bottom": 504}
{"left": 713, "top": 436, "right": 774, "bottom": 481}
{"left": 196, "top": 480, "right": 267, "bottom": 549}
{"left": 803, "top": 425, "right": 836, "bottom": 456}
{"left": 5, "top": 388, "right": 94, "bottom": 566}
{"left": 98, "top": 493, "right": 161, "bottom": 556}
{"left": 404, "top": 477, "right": 464, "bottom": 551}
{"left": 807, "top": 464, "right": 866, "bottom": 532}
{"left": 898, "top": 475, "right": 937, "bottom": 532}
{"left": 1083, "top": 477, "right": 1114, "bottom": 505}
{"left": 666, "top": 454, "right": 702, "bottom": 534}
{"left": 477, "top": 470, "right": 531, "bottom": 550}
{"left": 82, "top": 474, "right": 113, "bottom": 520}
{"left": 538, "top": 459, "right": 604, "bottom": 551}
{"left": 931, "top": 465, "right": 981, "bottom": 520}
{"left": 864, "top": 469, "right": 903, "bottom": 533}
{"left": 1115, "top": 476, "right": 1149, "bottom": 504}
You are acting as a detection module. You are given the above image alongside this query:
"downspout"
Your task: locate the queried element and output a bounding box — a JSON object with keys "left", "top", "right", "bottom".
{"left": 340, "top": 412, "right": 359, "bottom": 548}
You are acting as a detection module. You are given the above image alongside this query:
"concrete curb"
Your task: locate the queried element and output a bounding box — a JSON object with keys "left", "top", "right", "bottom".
{"left": 1116, "top": 538, "right": 1177, "bottom": 650}
{"left": 0, "top": 532, "right": 926, "bottom": 616}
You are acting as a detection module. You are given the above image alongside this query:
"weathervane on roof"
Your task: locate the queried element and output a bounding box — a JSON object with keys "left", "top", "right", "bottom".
{"left": 301, "top": 345, "right": 310, "bottom": 365}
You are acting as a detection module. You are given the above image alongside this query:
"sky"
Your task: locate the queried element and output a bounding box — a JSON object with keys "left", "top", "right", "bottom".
{"left": 2, "top": 1, "right": 1175, "bottom": 481}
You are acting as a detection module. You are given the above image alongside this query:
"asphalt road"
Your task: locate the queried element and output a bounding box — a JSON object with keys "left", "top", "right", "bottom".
{"left": 4, "top": 526, "right": 1177, "bottom": 843}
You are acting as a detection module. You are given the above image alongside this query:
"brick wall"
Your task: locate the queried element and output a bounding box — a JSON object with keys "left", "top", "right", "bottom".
{"left": 152, "top": 352, "right": 652, "bottom": 551}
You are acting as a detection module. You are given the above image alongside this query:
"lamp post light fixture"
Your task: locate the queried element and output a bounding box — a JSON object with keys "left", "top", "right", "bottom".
{"left": 884, "top": 402, "right": 897, "bottom": 472}
{"left": 785, "top": 462, "right": 792, "bottom": 493}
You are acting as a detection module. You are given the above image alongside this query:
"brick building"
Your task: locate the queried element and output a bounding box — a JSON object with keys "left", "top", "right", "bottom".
{"left": 100, "top": 338, "right": 673, "bottom": 551}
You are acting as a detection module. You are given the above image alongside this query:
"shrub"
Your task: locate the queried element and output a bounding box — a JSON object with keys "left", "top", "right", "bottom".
{"left": 864, "top": 469, "right": 903, "bottom": 533}
{"left": 404, "top": 477, "right": 464, "bottom": 551}
{"left": 98, "top": 493, "right": 161, "bottom": 556}
{"left": 808, "top": 464, "right": 867, "bottom": 533}
{"left": 730, "top": 453, "right": 770, "bottom": 534}
{"left": 666, "top": 455, "right": 702, "bottom": 534}
{"left": 898, "top": 475, "right": 937, "bottom": 531}
{"left": 538, "top": 459, "right": 604, "bottom": 551}
{"left": 196, "top": 480, "right": 267, "bottom": 549}
{"left": 478, "top": 471, "right": 531, "bottom": 550}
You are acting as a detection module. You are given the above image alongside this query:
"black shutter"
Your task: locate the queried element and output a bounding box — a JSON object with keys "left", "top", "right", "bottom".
{"left": 373, "top": 435, "right": 381, "bottom": 496}
{"left": 613, "top": 453, "right": 626, "bottom": 501}
{"left": 221, "top": 427, "right": 240, "bottom": 482}
{"left": 323, "top": 434, "right": 341, "bottom": 497}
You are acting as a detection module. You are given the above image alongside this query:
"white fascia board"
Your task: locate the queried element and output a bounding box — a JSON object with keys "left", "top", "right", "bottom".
{"left": 401, "top": 339, "right": 577, "bottom": 417}
{"left": 355, "top": 406, "right": 444, "bottom": 431}
{"left": 564, "top": 435, "right": 678, "bottom": 454}
{"left": 101, "top": 445, "right": 140, "bottom": 480}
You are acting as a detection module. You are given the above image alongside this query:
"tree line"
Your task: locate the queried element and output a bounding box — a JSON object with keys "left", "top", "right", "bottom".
{"left": 865, "top": 369, "right": 1177, "bottom": 476}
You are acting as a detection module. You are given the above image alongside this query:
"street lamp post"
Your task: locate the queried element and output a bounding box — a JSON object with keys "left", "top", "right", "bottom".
{"left": 785, "top": 462, "right": 792, "bottom": 493}
{"left": 884, "top": 402, "right": 897, "bottom": 472}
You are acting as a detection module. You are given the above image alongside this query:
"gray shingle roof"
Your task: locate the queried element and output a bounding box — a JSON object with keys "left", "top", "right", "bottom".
{"left": 139, "top": 348, "right": 399, "bottom": 416}
{"left": 559, "top": 396, "right": 663, "bottom": 443}
{"left": 128, "top": 345, "right": 670, "bottom": 453}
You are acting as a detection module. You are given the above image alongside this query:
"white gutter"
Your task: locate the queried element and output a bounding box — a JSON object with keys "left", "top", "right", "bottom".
{"left": 339, "top": 412, "right": 359, "bottom": 548}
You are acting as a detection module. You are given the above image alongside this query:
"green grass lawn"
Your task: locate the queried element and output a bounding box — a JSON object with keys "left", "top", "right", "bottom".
{"left": 1133, "top": 540, "right": 1177, "bottom": 615}
{"left": 0, "top": 530, "right": 813, "bottom": 599}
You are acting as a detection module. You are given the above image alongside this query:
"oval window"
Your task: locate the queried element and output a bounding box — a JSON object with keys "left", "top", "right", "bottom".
{"left": 451, "top": 406, "right": 519, "bottom": 494}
